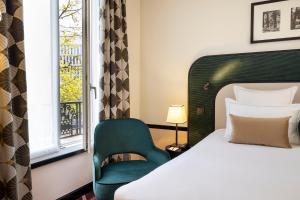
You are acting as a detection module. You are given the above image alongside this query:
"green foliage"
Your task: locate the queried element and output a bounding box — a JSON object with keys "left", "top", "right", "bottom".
{"left": 59, "top": 0, "right": 82, "bottom": 103}
{"left": 60, "top": 27, "right": 82, "bottom": 102}
{"left": 59, "top": 34, "right": 82, "bottom": 102}
{"left": 60, "top": 66, "right": 82, "bottom": 102}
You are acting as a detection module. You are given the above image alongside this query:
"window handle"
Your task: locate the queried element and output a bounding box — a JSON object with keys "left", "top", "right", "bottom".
{"left": 90, "top": 84, "right": 97, "bottom": 99}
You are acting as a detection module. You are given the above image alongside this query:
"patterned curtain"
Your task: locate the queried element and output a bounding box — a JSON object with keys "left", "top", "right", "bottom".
{"left": 0, "top": 1, "right": 32, "bottom": 199}
{"left": 99, "top": 0, "right": 130, "bottom": 121}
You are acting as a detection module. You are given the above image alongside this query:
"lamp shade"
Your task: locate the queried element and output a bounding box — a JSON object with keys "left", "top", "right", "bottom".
{"left": 166, "top": 105, "right": 187, "bottom": 124}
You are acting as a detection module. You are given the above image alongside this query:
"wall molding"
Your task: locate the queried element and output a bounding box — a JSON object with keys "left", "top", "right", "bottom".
{"left": 147, "top": 124, "right": 188, "bottom": 131}
{"left": 57, "top": 182, "right": 92, "bottom": 200}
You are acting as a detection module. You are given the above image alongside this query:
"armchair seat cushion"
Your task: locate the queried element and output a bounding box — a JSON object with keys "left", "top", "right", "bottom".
{"left": 97, "top": 160, "right": 158, "bottom": 185}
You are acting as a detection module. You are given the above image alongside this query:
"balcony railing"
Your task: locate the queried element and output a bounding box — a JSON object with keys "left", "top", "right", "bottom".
{"left": 60, "top": 101, "right": 83, "bottom": 139}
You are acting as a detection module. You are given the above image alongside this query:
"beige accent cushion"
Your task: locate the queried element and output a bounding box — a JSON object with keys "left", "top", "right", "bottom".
{"left": 230, "top": 114, "right": 291, "bottom": 148}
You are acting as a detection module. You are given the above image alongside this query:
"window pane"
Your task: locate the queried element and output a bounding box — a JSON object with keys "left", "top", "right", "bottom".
{"left": 24, "top": 0, "right": 59, "bottom": 158}
{"left": 59, "top": 0, "right": 83, "bottom": 148}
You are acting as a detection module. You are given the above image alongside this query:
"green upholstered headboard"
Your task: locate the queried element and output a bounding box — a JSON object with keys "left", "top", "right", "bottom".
{"left": 188, "top": 49, "right": 300, "bottom": 146}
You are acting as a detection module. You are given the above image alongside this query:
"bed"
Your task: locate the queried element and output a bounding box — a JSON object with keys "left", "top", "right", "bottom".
{"left": 115, "top": 49, "right": 300, "bottom": 200}
{"left": 115, "top": 129, "right": 300, "bottom": 200}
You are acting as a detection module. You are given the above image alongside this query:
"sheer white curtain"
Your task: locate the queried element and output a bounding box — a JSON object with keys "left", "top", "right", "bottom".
{"left": 24, "top": 0, "right": 59, "bottom": 158}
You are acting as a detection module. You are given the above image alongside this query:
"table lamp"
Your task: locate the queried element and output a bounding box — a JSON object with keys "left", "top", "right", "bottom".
{"left": 166, "top": 105, "right": 187, "bottom": 146}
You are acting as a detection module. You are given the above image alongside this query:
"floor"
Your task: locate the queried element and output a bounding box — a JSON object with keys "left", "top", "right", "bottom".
{"left": 77, "top": 192, "right": 95, "bottom": 200}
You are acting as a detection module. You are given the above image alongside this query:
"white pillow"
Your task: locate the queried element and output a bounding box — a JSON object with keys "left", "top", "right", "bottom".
{"left": 225, "top": 98, "right": 300, "bottom": 145}
{"left": 233, "top": 86, "right": 298, "bottom": 106}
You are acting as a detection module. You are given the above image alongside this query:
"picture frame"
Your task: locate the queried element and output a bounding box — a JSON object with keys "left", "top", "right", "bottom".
{"left": 251, "top": 0, "right": 300, "bottom": 43}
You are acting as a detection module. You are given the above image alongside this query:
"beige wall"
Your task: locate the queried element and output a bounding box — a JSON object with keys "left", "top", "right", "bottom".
{"left": 128, "top": 0, "right": 141, "bottom": 119}
{"left": 32, "top": 153, "right": 92, "bottom": 200}
{"left": 31, "top": 1, "right": 141, "bottom": 199}
{"left": 140, "top": 0, "right": 300, "bottom": 126}
{"left": 150, "top": 129, "right": 187, "bottom": 149}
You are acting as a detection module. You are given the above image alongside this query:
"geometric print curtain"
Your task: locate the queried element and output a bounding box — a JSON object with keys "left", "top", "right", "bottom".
{"left": 99, "top": 0, "right": 130, "bottom": 121}
{"left": 0, "top": 1, "right": 32, "bottom": 199}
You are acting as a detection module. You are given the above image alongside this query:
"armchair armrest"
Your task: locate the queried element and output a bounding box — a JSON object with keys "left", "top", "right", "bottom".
{"left": 146, "top": 147, "right": 170, "bottom": 165}
{"left": 93, "top": 154, "right": 103, "bottom": 181}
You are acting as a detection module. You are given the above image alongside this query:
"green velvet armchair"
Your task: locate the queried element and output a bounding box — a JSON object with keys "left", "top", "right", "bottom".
{"left": 93, "top": 118, "right": 170, "bottom": 200}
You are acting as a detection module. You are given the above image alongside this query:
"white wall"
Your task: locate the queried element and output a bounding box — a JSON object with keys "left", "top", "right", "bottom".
{"left": 31, "top": 1, "right": 141, "bottom": 199}
{"left": 140, "top": 0, "right": 300, "bottom": 125}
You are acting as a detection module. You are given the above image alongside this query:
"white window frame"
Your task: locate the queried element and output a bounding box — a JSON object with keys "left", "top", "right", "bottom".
{"left": 52, "top": 0, "right": 60, "bottom": 152}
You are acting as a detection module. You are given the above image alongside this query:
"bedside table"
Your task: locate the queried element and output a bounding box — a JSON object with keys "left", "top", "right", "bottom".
{"left": 165, "top": 143, "right": 189, "bottom": 159}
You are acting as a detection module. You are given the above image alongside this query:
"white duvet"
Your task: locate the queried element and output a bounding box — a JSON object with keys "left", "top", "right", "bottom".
{"left": 115, "top": 129, "right": 300, "bottom": 200}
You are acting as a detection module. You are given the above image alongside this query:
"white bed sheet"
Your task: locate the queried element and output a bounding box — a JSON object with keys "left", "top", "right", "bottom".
{"left": 115, "top": 129, "right": 300, "bottom": 200}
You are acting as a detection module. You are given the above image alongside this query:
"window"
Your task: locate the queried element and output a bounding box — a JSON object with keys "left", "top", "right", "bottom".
{"left": 24, "top": 0, "right": 88, "bottom": 162}
{"left": 59, "top": 0, "right": 84, "bottom": 149}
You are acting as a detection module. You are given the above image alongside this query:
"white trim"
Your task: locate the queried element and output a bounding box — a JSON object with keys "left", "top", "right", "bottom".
{"left": 82, "top": 0, "right": 91, "bottom": 151}
{"left": 51, "top": 0, "right": 60, "bottom": 149}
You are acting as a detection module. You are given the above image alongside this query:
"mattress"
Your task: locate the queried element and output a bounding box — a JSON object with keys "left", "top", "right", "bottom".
{"left": 115, "top": 129, "right": 300, "bottom": 200}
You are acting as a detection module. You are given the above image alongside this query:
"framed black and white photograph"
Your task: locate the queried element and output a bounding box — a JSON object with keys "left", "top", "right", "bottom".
{"left": 291, "top": 7, "right": 300, "bottom": 29}
{"left": 251, "top": 0, "right": 300, "bottom": 43}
